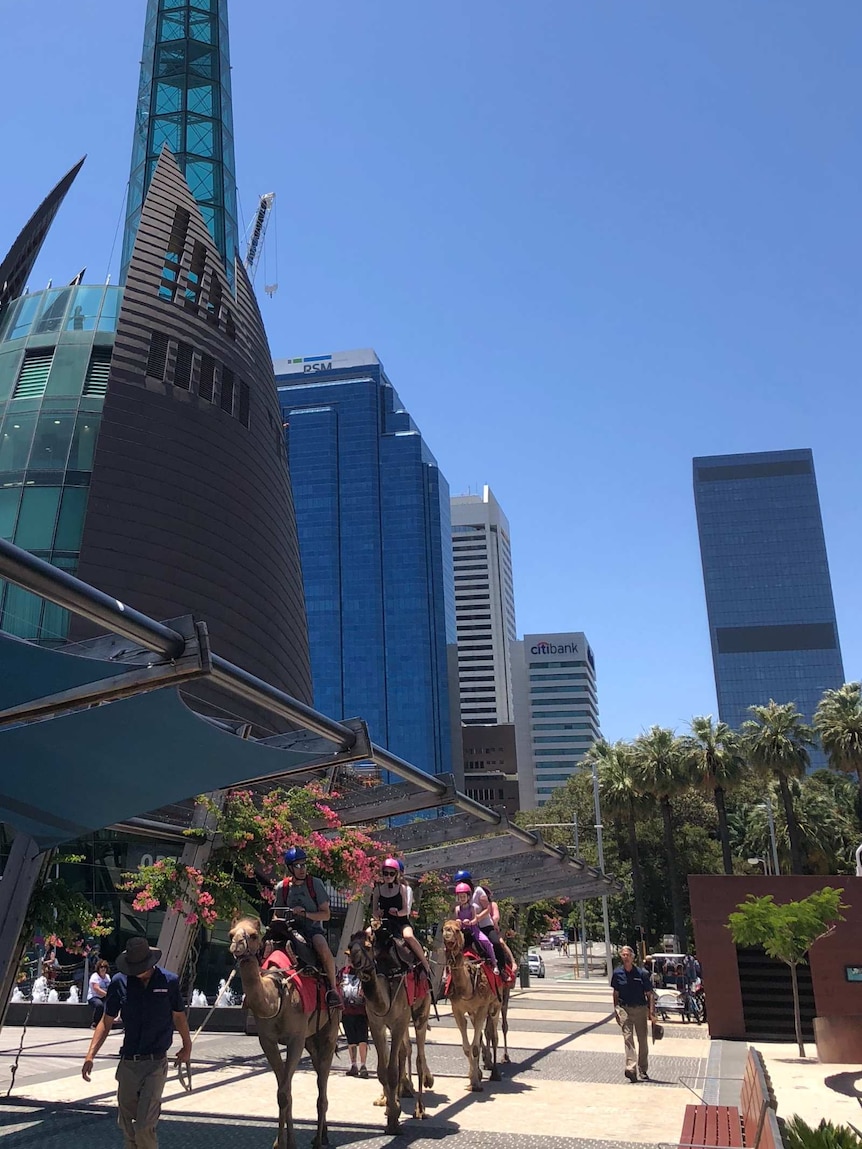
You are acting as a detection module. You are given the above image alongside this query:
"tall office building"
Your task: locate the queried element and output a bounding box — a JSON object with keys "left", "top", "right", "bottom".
{"left": 693, "top": 449, "right": 844, "bottom": 760}
{"left": 0, "top": 0, "right": 312, "bottom": 712}
{"left": 275, "top": 350, "right": 458, "bottom": 781}
{"left": 511, "top": 632, "right": 600, "bottom": 808}
{"left": 451, "top": 486, "right": 516, "bottom": 725}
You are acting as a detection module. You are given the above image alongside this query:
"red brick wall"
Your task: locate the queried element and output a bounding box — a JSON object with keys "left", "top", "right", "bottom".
{"left": 688, "top": 875, "right": 862, "bottom": 1039}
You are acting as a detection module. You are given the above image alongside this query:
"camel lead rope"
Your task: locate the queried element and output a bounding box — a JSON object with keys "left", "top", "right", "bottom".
{"left": 178, "top": 966, "right": 239, "bottom": 1092}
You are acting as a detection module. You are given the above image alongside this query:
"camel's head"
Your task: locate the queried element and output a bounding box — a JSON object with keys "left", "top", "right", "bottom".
{"left": 229, "top": 917, "right": 264, "bottom": 960}
{"left": 346, "top": 930, "right": 375, "bottom": 979}
{"left": 442, "top": 919, "right": 464, "bottom": 957}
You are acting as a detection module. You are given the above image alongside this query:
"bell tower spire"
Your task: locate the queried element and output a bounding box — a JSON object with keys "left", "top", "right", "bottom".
{"left": 121, "top": 0, "right": 239, "bottom": 289}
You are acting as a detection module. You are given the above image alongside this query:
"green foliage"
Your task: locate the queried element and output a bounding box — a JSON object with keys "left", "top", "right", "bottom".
{"left": 26, "top": 855, "right": 112, "bottom": 953}
{"left": 727, "top": 888, "right": 846, "bottom": 965}
{"left": 814, "top": 683, "right": 862, "bottom": 785}
{"left": 783, "top": 1116, "right": 862, "bottom": 1149}
{"left": 742, "top": 701, "right": 815, "bottom": 781}
{"left": 411, "top": 869, "right": 452, "bottom": 943}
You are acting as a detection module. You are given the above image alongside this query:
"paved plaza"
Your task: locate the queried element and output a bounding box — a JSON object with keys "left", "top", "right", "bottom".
{"left": 0, "top": 952, "right": 853, "bottom": 1148}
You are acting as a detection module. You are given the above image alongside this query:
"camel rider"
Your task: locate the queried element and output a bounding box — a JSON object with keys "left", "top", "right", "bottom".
{"left": 397, "top": 859, "right": 414, "bottom": 915}
{"left": 453, "top": 870, "right": 515, "bottom": 973}
{"left": 371, "top": 858, "right": 432, "bottom": 978}
{"left": 274, "top": 847, "right": 341, "bottom": 1008}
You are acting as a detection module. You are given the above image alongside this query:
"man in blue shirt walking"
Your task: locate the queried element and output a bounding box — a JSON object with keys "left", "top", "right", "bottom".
{"left": 611, "top": 945, "right": 657, "bottom": 1082}
{"left": 82, "top": 937, "right": 192, "bottom": 1149}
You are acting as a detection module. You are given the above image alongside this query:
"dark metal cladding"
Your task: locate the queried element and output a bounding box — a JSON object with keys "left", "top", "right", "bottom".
{"left": 70, "top": 149, "right": 312, "bottom": 720}
{"left": 0, "top": 158, "right": 86, "bottom": 316}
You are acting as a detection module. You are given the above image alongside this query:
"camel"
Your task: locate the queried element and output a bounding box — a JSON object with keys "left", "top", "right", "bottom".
{"left": 442, "top": 919, "right": 501, "bottom": 1091}
{"left": 484, "top": 979, "right": 511, "bottom": 1066}
{"left": 229, "top": 917, "right": 341, "bottom": 1149}
{"left": 346, "top": 928, "right": 434, "bottom": 1134}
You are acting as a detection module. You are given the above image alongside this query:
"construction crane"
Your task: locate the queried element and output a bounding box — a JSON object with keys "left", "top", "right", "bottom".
{"left": 244, "top": 192, "right": 277, "bottom": 296}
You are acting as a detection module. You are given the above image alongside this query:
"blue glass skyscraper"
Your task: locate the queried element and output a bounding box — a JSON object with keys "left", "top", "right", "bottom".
{"left": 693, "top": 449, "right": 844, "bottom": 758}
{"left": 276, "top": 350, "right": 458, "bottom": 780}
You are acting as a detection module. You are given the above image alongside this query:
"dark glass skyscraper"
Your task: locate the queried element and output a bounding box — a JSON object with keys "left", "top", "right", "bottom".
{"left": 693, "top": 449, "right": 844, "bottom": 757}
{"left": 276, "top": 350, "right": 458, "bottom": 780}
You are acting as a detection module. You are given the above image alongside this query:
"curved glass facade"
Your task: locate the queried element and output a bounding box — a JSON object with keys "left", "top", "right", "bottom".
{"left": 0, "top": 286, "right": 118, "bottom": 640}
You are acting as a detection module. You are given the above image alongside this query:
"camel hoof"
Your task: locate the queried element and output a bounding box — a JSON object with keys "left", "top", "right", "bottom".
{"left": 386, "top": 1120, "right": 401, "bottom": 1135}
{"left": 373, "top": 1094, "right": 387, "bottom": 1107}
{"left": 503, "top": 1054, "right": 511, "bottom": 1064}
{"left": 490, "top": 1068, "right": 502, "bottom": 1081}
{"left": 470, "top": 1083, "right": 484, "bottom": 1092}
{"left": 423, "top": 1073, "right": 434, "bottom": 1088}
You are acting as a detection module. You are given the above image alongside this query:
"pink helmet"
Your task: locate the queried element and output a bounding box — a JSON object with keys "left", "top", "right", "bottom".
{"left": 455, "top": 882, "right": 472, "bottom": 895}
{"left": 383, "top": 857, "right": 400, "bottom": 871}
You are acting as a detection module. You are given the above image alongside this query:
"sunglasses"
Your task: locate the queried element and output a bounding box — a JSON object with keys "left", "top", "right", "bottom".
{"left": 382, "top": 869, "right": 398, "bottom": 876}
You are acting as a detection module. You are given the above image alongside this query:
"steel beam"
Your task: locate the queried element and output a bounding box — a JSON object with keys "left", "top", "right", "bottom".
{"left": 0, "top": 834, "right": 51, "bottom": 1027}
{"left": 404, "top": 833, "right": 531, "bottom": 874}
{"left": 376, "top": 812, "right": 495, "bottom": 851}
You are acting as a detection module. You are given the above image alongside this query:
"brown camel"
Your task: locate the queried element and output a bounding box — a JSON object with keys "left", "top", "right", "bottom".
{"left": 229, "top": 917, "right": 341, "bottom": 1149}
{"left": 346, "top": 928, "right": 433, "bottom": 1133}
{"left": 442, "top": 919, "right": 501, "bottom": 1091}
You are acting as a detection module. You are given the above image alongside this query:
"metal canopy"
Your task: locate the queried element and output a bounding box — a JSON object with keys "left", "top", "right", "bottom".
{"left": 0, "top": 537, "right": 622, "bottom": 897}
{"left": 376, "top": 811, "right": 494, "bottom": 851}
{"left": 403, "top": 833, "right": 542, "bottom": 875}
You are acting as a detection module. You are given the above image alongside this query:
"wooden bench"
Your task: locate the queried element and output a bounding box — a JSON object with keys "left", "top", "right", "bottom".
{"left": 678, "top": 1049, "right": 780, "bottom": 1149}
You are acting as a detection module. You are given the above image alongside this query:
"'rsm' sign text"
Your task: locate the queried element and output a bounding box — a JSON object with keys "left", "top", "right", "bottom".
{"left": 530, "top": 641, "right": 579, "bottom": 656}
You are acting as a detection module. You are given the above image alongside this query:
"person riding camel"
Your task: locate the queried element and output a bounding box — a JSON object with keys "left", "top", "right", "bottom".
{"left": 453, "top": 870, "right": 516, "bottom": 975}
{"left": 273, "top": 846, "right": 341, "bottom": 1008}
{"left": 454, "top": 883, "right": 497, "bottom": 969}
{"left": 370, "top": 857, "right": 432, "bottom": 979}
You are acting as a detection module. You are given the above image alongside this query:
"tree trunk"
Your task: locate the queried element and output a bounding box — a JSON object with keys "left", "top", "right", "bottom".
{"left": 713, "top": 786, "right": 733, "bottom": 875}
{"left": 788, "top": 961, "right": 805, "bottom": 1058}
{"left": 777, "top": 773, "right": 804, "bottom": 874}
{"left": 627, "top": 797, "right": 646, "bottom": 937}
{"left": 661, "top": 796, "right": 687, "bottom": 952}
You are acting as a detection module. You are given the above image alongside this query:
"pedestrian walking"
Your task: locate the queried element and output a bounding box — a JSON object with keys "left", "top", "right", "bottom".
{"left": 88, "top": 959, "right": 111, "bottom": 1027}
{"left": 81, "top": 937, "right": 192, "bottom": 1149}
{"left": 611, "top": 945, "right": 657, "bottom": 1083}
{"left": 339, "top": 962, "right": 370, "bottom": 1078}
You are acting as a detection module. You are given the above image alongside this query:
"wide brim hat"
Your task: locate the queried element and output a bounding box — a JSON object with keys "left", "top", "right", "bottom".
{"left": 116, "top": 936, "right": 161, "bottom": 976}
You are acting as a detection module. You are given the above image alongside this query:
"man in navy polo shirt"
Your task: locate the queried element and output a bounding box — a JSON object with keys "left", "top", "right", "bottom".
{"left": 611, "top": 945, "right": 656, "bottom": 1082}
{"left": 82, "top": 937, "right": 191, "bottom": 1149}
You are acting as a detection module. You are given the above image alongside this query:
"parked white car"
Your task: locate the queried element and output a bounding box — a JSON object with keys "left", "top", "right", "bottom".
{"left": 527, "top": 951, "right": 546, "bottom": 978}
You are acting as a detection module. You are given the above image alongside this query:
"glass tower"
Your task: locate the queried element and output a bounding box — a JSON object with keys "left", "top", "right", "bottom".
{"left": 693, "top": 449, "right": 844, "bottom": 760}
{"left": 121, "top": 0, "right": 239, "bottom": 287}
{"left": 275, "top": 350, "right": 457, "bottom": 780}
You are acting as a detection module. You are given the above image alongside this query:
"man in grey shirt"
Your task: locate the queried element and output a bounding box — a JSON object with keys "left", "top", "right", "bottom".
{"left": 274, "top": 846, "right": 340, "bottom": 1007}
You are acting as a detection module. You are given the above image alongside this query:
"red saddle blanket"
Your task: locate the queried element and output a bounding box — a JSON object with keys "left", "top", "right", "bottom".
{"left": 262, "top": 948, "right": 328, "bottom": 1014}
{"left": 405, "top": 968, "right": 429, "bottom": 1006}
{"left": 444, "top": 950, "right": 503, "bottom": 997}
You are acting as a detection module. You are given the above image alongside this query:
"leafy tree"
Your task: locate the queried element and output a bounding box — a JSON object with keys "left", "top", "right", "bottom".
{"left": 590, "top": 740, "right": 646, "bottom": 931}
{"left": 684, "top": 716, "right": 748, "bottom": 875}
{"left": 814, "top": 683, "right": 862, "bottom": 815}
{"left": 742, "top": 701, "right": 815, "bottom": 875}
{"left": 633, "top": 726, "right": 692, "bottom": 950}
{"left": 727, "top": 887, "right": 845, "bottom": 1056}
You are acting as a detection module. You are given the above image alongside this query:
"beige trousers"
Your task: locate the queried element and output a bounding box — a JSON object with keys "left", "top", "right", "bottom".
{"left": 116, "top": 1057, "right": 169, "bottom": 1149}
{"left": 618, "top": 1004, "right": 649, "bottom": 1073}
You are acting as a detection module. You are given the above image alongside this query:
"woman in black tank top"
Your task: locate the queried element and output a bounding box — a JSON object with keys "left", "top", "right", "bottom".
{"left": 371, "top": 858, "right": 431, "bottom": 976}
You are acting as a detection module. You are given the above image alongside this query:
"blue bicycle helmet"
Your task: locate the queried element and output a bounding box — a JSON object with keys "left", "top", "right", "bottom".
{"left": 453, "top": 869, "right": 472, "bottom": 885}
{"left": 283, "top": 846, "right": 308, "bottom": 866}
{"left": 397, "top": 860, "right": 405, "bottom": 874}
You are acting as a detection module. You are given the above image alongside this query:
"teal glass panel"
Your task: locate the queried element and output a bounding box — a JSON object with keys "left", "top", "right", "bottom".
{"left": 8, "top": 295, "right": 40, "bottom": 341}
{"left": 54, "top": 487, "right": 88, "bottom": 550}
{"left": 186, "top": 160, "right": 215, "bottom": 200}
{"left": 2, "top": 584, "right": 43, "bottom": 639}
{"left": 68, "top": 414, "right": 100, "bottom": 469}
{"left": 0, "top": 299, "right": 21, "bottom": 342}
{"left": 158, "top": 43, "right": 187, "bottom": 77}
{"left": 187, "top": 81, "right": 214, "bottom": 115}
{"left": 0, "top": 488, "right": 21, "bottom": 540}
{"left": 188, "top": 11, "right": 214, "bottom": 42}
{"left": 0, "top": 414, "right": 37, "bottom": 471}
{"left": 164, "top": 0, "right": 186, "bottom": 8}
{"left": 14, "top": 487, "right": 61, "bottom": 550}
{"left": 152, "top": 116, "right": 182, "bottom": 153}
{"left": 186, "top": 118, "right": 215, "bottom": 157}
{"left": 159, "top": 12, "right": 185, "bottom": 40}
{"left": 30, "top": 412, "right": 75, "bottom": 471}
{"left": 155, "top": 80, "right": 183, "bottom": 113}
{"left": 34, "top": 289, "right": 73, "bottom": 336}
{"left": 187, "top": 44, "right": 214, "bottom": 78}
{"left": 40, "top": 599, "right": 70, "bottom": 643}
{"left": 65, "top": 287, "right": 104, "bottom": 333}
{"left": 45, "top": 342, "right": 90, "bottom": 397}
{"left": 0, "top": 348, "right": 24, "bottom": 402}
{"left": 96, "top": 288, "right": 122, "bottom": 333}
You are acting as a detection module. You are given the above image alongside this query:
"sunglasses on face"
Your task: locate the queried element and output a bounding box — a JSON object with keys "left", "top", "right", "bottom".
{"left": 382, "top": 869, "right": 397, "bottom": 877}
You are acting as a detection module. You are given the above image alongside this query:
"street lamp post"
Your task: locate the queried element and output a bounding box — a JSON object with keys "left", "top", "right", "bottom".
{"left": 757, "top": 798, "right": 780, "bottom": 875}
{"left": 590, "top": 760, "right": 613, "bottom": 980}
{"left": 747, "top": 857, "right": 769, "bottom": 875}
{"left": 530, "top": 820, "right": 590, "bottom": 979}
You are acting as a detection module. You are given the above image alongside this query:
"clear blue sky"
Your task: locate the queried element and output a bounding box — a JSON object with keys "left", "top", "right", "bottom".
{"left": 2, "top": 1, "right": 859, "bottom": 742}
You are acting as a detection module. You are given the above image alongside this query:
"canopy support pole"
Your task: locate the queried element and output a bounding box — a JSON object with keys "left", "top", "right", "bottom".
{"left": 0, "top": 834, "right": 50, "bottom": 1028}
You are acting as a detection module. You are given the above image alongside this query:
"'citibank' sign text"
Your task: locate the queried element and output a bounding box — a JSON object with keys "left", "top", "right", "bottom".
{"left": 530, "top": 641, "right": 579, "bottom": 656}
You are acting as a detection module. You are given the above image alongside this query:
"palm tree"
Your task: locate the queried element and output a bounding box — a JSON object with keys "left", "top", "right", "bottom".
{"left": 591, "top": 740, "right": 646, "bottom": 935}
{"left": 633, "top": 726, "right": 691, "bottom": 951}
{"left": 741, "top": 701, "right": 815, "bottom": 875}
{"left": 814, "top": 683, "right": 862, "bottom": 800}
{"left": 683, "top": 716, "right": 748, "bottom": 875}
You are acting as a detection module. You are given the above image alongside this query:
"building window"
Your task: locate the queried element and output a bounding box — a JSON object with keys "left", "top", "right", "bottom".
{"left": 159, "top": 206, "right": 190, "bottom": 302}
{"left": 83, "top": 347, "right": 112, "bottom": 398}
{"left": 220, "top": 367, "right": 235, "bottom": 414}
{"left": 173, "top": 342, "right": 194, "bottom": 390}
{"left": 238, "top": 381, "right": 250, "bottom": 428}
{"left": 13, "top": 351, "right": 54, "bottom": 400}
{"left": 198, "top": 353, "right": 215, "bottom": 402}
{"left": 146, "top": 331, "right": 170, "bottom": 380}
{"left": 184, "top": 241, "right": 207, "bottom": 310}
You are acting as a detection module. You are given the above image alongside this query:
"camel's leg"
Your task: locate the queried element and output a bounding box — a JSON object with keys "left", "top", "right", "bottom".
{"left": 384, "top": 1018, "right": 409, "bottom": 1134}
{"left": 278, "top": 1033, "right": 306, "bottom": 1149}
{"left": 258, "top": 1037, "right": 288, "bottom": 1149}
{"left": 454, "top": 1005, "right": 482, "bottom": 1091}
{"left": 412, "top": 999, "right": 432, "bottom": 1119}
{"left": 399, "top": 1030, "right": 415, "bottom": 1099}
{"left": 369, "top": 1017, "right": 390, "bottom": 1109}
{"left": 468, "top": 1007, "right": 488, "bottom": 1091}
{"left": 486, "top": 1005, "right": 501, "bottom": 1081}
{"left": 306, "top": 1013, "right": 339, "bottom": 1149}
{"left": 501, "top": 988, "right": 511, "bottom": 1063}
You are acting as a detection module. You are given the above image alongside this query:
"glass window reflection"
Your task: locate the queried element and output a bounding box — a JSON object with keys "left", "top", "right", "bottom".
{"left": 68, "top": 414, "right": 100, "bottom": 470}
{"left": 30, "top": 412, "right": 75, "bottom": 471}
{"left": 97, "top": 288, "right": 122, "bottom": 333}
{"left": 0, "top": 414, "right": 37, "bottom": 471}
{"left": 54, "top": 486, "right": 88, "bottom": 551}
{"left": 14, "top": 487, "right": 61, "bottom": 550}
{"left": 2, "top": 584, "right": 42, "bottom": 639}
{"left": 65, "top": 287, "right": 103, "bottom": 333}
{"left": 8, "top": 295, "right": 40, "bottom": 341}
{"left": 35, "top": 289, "right": 73, "bottom": 335}
{"left": 0, "top": 487, "right": 21, "bottom": 540}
